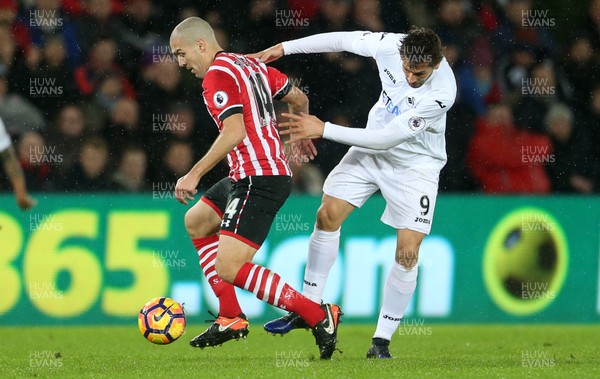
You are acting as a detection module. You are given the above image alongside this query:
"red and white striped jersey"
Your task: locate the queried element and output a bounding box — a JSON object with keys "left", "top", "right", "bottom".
{"left": 202, "top": 52, "right": 292, "bottom": 181}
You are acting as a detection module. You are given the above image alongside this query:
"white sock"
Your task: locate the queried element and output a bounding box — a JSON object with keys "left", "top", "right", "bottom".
{"left": 302, "top": 226, "right": 340, "bottom": 302}
{"left": 373, "top": 262, "right": 418, "bottom": 341}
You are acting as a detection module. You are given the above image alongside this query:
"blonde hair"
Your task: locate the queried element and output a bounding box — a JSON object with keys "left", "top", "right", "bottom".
{"left": 171, "top": 17, "right": 217, "bottom": 45}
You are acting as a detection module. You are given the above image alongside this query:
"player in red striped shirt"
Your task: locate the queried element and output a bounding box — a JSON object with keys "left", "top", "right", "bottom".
{"left": 169, "top": 17, "right": 342, "bottom": 359}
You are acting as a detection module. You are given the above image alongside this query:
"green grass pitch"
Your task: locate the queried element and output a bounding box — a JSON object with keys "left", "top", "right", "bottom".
{"left": 2, "top": 324, "right": 599, "bottom": 378}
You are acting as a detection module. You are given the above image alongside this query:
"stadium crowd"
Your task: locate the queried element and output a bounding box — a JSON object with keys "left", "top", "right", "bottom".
{"left": 0, "top": 0, "right": 598, "bottom": 194}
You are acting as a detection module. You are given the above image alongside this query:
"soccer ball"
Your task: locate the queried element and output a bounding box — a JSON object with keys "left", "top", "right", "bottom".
{"left": 483, "top": 207, "right": 568, "bottom": 315}
{"left": 138, "top": 297, "right": 186, "bottom": 344}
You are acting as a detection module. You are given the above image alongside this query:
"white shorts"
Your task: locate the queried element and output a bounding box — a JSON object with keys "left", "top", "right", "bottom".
{"left": 323, "top": 149, "right": 440, "bottom": 234}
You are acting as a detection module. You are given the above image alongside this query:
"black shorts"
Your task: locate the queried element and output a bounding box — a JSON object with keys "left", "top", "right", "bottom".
{"left": 201, "top": 176, "right": 291, "bottom": 249}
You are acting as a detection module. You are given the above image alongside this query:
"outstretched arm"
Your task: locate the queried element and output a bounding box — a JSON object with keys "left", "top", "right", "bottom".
{"left": 279, "top": 113, "right": 412, "bottom": 150}
{"left": 278, "top": 86, "right": 317, "bottom": 162}
{"left": 248, "top": 31, "right": 382, "bottom": 63}
{"left": 174, "top": 113, "right": 246, "bottom": 205}
{"left": 279, "top": 95, "right": 452, "bottom": 150}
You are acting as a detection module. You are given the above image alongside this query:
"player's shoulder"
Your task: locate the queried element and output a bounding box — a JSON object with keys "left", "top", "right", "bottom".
{"left": 360, "top": 31, "right": 404, "bottom": 41}
{"left": 368, "top": 32, "right": 404, "bottom": 56}
{"left": 430, "top": 59, "right": 457, "bottom": 95}
{"left": 208, "top": 53, "right": 236, "bottom": 73}
{"left": 204, "top": 54, "right": 241, "bottom": 85}
{"left": 210, "top": 52, "right": 267, "bottom": 75}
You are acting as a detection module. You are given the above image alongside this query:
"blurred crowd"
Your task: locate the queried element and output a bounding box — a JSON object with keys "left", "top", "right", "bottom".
{"left": 0, "top": 0, "right": 598, "bottom": 195}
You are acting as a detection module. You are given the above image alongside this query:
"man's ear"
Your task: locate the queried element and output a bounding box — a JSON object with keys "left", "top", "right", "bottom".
{"left": 196, "top": 39, "right": 206, "bottom": 52}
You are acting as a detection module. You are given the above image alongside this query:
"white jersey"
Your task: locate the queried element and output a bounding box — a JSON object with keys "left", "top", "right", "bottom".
{"left": 0, "top": 116, "right": 11, "bottom": 152}
{"left": 283, "top": 31, "right": 457, "bottom": 170}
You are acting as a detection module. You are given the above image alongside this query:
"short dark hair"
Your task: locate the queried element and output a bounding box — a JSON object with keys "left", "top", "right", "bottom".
{"left": 399, "top": 26, "right": 443, "bottom": 68}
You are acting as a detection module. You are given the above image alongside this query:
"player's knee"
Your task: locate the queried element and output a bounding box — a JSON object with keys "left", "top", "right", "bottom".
{"left": 396, "top": 247, "right": 420, "bottom": 270}
{"left": 316, "top": 204, "right": 341, "bottom": 231}
{"left": 184, "top": 207, "right": 217, "bottom": 238}
{"left": 184, "top": 209, "right": 199, "bottom": 235}
{"left": 214, "top": 257, "right": 235, "bottom": 283}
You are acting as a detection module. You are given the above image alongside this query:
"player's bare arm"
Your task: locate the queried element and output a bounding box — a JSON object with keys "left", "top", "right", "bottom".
{"left": 174, "top": 113, "right": 246, "bottom": 205}
{"left": 279, "top": 112, "right": 326, "bottom": 144}
{"left": 279, "top": 87, "right": 317, "bottom": 161}
{"left": 1, "top": 146, "right": 35, "bottom": 210}
{"left": 247, "top": 43, "right": 284, "bottom": 64}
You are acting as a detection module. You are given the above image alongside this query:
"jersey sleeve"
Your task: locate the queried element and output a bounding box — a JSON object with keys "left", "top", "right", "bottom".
{"left": 202, "top": 69, "right": 243, "bottom": 122}
{"left": 282, "top": 31, "right": 396, "bottom": 59}
{"left": 0, "top": 116, "right": 11, "bottom": 152}
{"left": 266, "top": 65, "right": 292, "bottom": 100}
{"left": 322, "top": 90, "right": 455, "bottom": 149}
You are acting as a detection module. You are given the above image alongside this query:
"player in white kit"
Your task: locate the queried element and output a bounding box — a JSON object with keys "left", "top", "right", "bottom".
{"left": 251, "top": 27, "right": 457, "bottom": 358}
{"left": 0, "top": 115, "right": 35, "bottom": 210}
